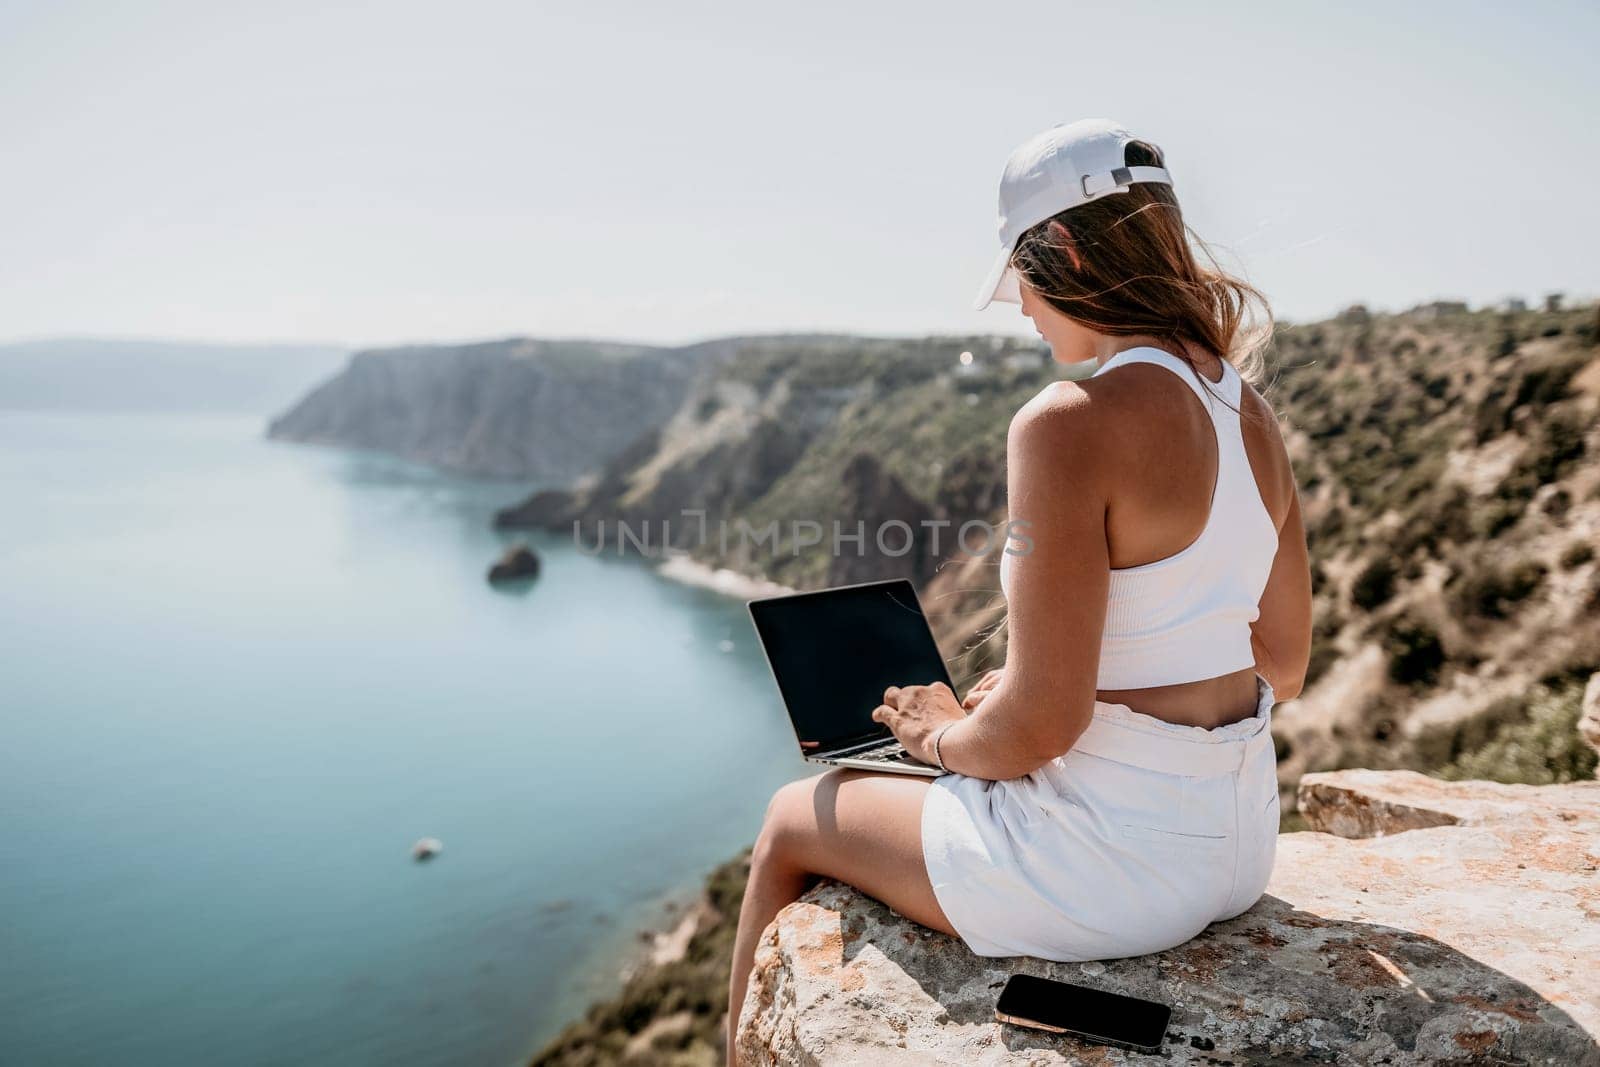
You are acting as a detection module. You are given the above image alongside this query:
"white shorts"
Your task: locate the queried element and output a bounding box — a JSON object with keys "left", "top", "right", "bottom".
{"left": 921, "top": 673, "right": 1279, "bottom": 961}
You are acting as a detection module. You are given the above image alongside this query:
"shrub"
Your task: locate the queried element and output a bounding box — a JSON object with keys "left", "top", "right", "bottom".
{"left": 1350, "top": 557, "right": 1397, "bottom": 610}
{"left": 1424, "top": 485, "right": 1475, "bottom": 548}
{"left": 1541, "top": 487, "right": 1572, "bottom": 521}
{"left": 1451, "top": 558, "right": 1547, "bottom": 618}
{"left": 1313, "top": 602, "right": 1345, "bottom": 640}
{"left": 1474, "top": 394, "right": 1509, "bottom": 443}
{"left": 1382, "top": 614, "right": 1445, "bottom": 687}
{"left": 1304, "top": 642, "right": 1339, "bottom": 688}
{"left": 1501, "top": 560, "right": 1549, "bottom": 603}
{"left": 1486, "top": 414, "right": 1591, "bottom": 518}
{"left": 1560, "top": 541, "right": 1595, "bottom": 570}
{"left": 1303, "top": 603, "right": 1344, "bottom": 688}
{"left": 1472, "top": 497, "right": 1523, "bottom": 540}
{"left": 1512, "top": 359, "right": 1583, "bottom": 407}
{"left": 1530, "top": 415, "right": 1587, "bottom": 483}
{"left": 1432, "top": 678, "right": 1598, "bottom": 785}
{"left": 1311, "top": 504, "right": 1346, "bottom": 546}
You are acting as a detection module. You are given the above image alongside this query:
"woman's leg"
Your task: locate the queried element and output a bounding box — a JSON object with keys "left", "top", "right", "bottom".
{"left": 724, "top": 767, "right": 957, "bottom": 1065}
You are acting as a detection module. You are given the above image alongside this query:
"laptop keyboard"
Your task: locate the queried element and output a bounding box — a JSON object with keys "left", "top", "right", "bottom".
{"left": 846, "top": 741, "right": 925, "bottom": 765}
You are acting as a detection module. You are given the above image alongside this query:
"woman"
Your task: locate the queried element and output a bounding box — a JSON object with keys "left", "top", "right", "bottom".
{"left": 725, "top": 119, "right": 1313, "bottom": 1062}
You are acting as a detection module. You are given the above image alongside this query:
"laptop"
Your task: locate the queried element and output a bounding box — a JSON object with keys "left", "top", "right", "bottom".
{"left": 747, "top": 578, "right": 956, "bottom": 777}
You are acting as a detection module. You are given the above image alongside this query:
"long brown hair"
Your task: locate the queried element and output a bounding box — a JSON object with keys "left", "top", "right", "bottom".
{"left": 1008, "top": 140, "right": 1273, "bottom": 419}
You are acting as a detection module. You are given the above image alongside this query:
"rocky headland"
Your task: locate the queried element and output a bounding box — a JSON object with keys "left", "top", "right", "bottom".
{"left": 267, "top": 336, "right": 712, "bottom": 481}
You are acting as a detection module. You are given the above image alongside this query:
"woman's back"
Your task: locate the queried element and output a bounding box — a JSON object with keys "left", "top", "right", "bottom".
{"left": 1001, "top": 345, "right": 1304, "bottom": 728}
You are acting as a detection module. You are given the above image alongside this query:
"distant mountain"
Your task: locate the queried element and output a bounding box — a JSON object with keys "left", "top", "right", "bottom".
{"left": 266, "top": 337, "right": 715, "bottom": 483}
{"left": 0, "top": 338, "right": 347, "bottom": 414}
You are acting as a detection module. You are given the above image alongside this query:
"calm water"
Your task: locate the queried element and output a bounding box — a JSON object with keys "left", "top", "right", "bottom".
{"left": 0, "top": 413, "right": 804, "bottom": 1066}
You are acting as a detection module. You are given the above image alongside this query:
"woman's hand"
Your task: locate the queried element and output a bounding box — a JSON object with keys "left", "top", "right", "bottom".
{"left": 873, "top": 682, "right": 966, "bottom": 767}
{"left": 961, "top": 669, "right": 1004, "bottom": 711}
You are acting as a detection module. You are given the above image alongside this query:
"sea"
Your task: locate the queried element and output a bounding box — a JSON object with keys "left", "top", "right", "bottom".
{"left": 0, "top": 412, "right": 805, "bottom": 1066}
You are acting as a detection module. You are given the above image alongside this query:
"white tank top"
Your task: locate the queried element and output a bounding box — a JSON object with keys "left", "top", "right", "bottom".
{"left": 1000, "top": 346, "right": 1279, "bottom": 689}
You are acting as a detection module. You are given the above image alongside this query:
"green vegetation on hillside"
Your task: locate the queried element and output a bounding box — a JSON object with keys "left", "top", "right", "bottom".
{"left": 531, "top": 854, "right": 751, "bottom": 1067}
{"left": 1420, "top": 672, "right": 1598, "bottom": 785}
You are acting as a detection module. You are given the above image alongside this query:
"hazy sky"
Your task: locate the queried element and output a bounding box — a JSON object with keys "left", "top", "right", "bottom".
{"left": 3, "top": 0, "right": 1596, "bottom": 349}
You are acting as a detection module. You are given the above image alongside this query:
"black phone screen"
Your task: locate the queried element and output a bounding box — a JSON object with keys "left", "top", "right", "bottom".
{"left": 995, "top": 973, "right": 1171, "bottom": 1051}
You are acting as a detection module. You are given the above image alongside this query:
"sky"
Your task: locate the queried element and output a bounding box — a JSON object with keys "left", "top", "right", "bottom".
{"left": 2, "top": 0, "right": 1596, "bottom": 350}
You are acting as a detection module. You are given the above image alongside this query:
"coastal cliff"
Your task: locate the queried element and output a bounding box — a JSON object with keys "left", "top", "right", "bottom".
{"left": 266, "top": 337, "right": 706, "bottom": 481}
{"left": 493, "top": 332, "right": 1040, "bottom": 591}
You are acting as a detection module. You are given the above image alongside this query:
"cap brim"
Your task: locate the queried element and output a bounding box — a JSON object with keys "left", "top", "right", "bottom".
{"left": 973, "top": 245, "right": 1022, "bottom": 310}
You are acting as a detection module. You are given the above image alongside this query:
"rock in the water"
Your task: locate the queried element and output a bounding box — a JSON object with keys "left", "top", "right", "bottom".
{"left": 735, "top": 771, "right": 1600, "bottom": 1065}
{"left": 487, "top": 543, "right": 541, "bottom": 584}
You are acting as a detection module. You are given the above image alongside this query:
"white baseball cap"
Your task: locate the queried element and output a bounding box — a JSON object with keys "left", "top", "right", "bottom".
{"left": 973, "top": 118, "right": 1175, "bottom": 310}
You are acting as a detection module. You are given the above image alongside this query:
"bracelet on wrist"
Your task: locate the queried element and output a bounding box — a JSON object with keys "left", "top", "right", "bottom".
{"left": 931, "top": 722, "right": 954, "bottom": 773}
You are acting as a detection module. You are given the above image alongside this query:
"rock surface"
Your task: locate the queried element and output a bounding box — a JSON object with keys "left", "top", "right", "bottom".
{"left": 1297, "top": 767, "right": 1600, "bottom": 838}
{"left": 735, "top": 771, "right": 1600, "bottom": 1065}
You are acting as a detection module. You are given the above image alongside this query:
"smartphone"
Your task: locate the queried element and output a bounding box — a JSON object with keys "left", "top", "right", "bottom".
{"left": 994, "top": 973, "right": 1172, "bottom": 1054}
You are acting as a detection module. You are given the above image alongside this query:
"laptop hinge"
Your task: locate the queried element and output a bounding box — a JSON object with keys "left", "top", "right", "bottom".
{"left": 824, "top": 735, "right": 897, "bottom": 758}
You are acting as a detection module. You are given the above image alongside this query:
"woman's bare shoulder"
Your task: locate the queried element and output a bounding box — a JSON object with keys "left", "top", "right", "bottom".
{"left": 1006, "top": 379, "right": 1122, "bottom": 484}
{"left": 1010, "top": 372, "right": 1150, "bottom": 441}
{"left": 1009, "top": 366, "right": 1295, "bottom": 516}
{"left": 1009, "top": 378, "right": 1100, "bottom": 438}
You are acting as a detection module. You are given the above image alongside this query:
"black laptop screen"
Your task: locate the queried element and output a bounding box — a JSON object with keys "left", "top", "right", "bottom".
{"left": 748, "top": 580, "right": 955, "bottom": 754}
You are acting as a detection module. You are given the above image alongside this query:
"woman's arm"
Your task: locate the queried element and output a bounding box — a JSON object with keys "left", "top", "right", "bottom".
{"left": 1249, "top": 470, "right": 1312, "bottom": 702}
{"left": 880, "top": 385, "right": 1112, "bottom": 781}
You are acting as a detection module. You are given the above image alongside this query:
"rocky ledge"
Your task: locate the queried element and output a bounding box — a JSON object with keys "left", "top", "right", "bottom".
{"left": 735, "top": 771, "right": 1600, "bottom": 1065}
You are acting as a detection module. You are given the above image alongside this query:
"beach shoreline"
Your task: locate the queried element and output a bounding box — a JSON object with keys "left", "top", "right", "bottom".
{"left": 655, "top": 552, "right": 796, "bottom": 600}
